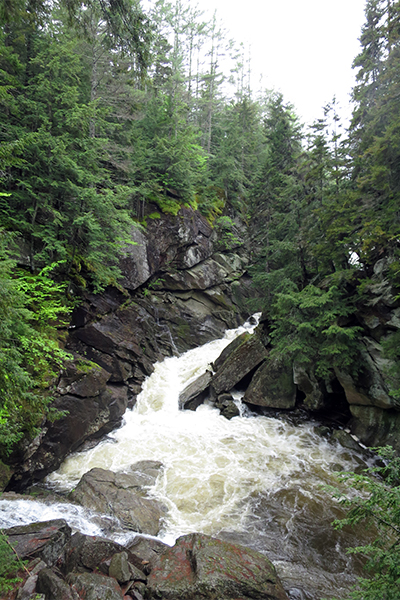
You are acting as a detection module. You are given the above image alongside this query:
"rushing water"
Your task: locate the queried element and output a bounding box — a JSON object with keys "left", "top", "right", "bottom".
{"left": 0, "top": 317, "right": 375, "bottom": 599}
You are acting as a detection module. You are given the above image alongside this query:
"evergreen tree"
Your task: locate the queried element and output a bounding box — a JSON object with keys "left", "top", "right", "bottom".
{"left": 250, "top": 93, "right": 305, "bottom": 310}
{"left": 349, "top": 0, "right": 400, "bottom": 271}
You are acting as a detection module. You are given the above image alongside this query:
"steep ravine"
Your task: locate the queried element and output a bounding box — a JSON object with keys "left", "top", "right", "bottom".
{"left": 6, "top": 206, "right": 400, "bottom": 495}
{"left": 7, "top": 206, "right": 255, "bottom": 490}
{"left": 2, "top": 207, "right": 400, "bottom": 600}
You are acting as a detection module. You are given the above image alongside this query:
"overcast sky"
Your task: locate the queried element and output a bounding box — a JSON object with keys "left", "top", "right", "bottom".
{"left": 192, "top": 0, "right": 367, "bottom": 125}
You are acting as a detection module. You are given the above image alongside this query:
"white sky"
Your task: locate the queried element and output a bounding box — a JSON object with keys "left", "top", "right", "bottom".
{"left": 196, "top": 0, "right": 367, "bottom": 125}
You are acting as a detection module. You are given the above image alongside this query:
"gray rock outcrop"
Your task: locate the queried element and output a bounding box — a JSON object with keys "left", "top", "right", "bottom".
{"left": 69, "top": 465, "right": 165, "bottom": 536}
{"left": 8, "top": 205, "right": 254, "bottom": 491}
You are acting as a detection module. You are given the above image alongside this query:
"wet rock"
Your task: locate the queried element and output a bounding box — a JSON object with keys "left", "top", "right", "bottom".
{"left": 335, "top": 338, "right": 398, "bottom": 410}
{"left": 36, "top": 567, "right": 78, "bottom": 600}
{"left": 179, "top": 371, "right": 212, "bottom": 410}
{"left": 67, "top": 571, "right": 124, "bottom": 600}
{"left": 109, "top": 551, "right": 147, "bottom": 584}
{"left": 127, "top": 537, "right": 169, "bottom": 565}
{"left": 331, "top": 429, "right": 364, "bottom": 452}
{"left": 215, "top": 393, "right": 240, "bottom": 419}
{"left": 146, "top": 533, "right": 289, "bottom": 600}
{"left": 244, "top": 358, "right": 296, "bottom": 409}
{"left": 293, "top": 365, "right": 326, "bottom": 411}
{"left": 349, "top": 405, "right": 400, "bottom": 453}
{"left": 5, "top": 519, "right": 71, "bottom": 567}
{"left": 69, "top": 468, "right": 165, "bottom": 536}
{"left": 211, "top": 332, "right": 267, "bottom": 394}
{"left": 64, "top": 532, "right": 146, "bottom": 576}
{"left": 128, "top": 460, "right": 164, "bottom": 489}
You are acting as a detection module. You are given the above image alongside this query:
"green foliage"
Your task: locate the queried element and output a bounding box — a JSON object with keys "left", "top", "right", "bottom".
{"left": 271, "top": 283, "right": 362, "bottom": 378}
{"left": 0, "top": 530, "right": 24, "bottom": 594}
{"left": 214, "top": 216, "right": 242, "bottom": 250}
{"left": 0, "top": 232, "right": 72, "bottom": 456}
{"left": 331, "top": 446, "right": 400, "bottom": 600}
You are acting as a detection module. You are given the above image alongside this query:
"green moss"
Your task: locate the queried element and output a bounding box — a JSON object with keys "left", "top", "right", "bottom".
{"left": 74, "top": 359, "right": 102, "bottom": 373}
{"left": 177, "top": 323, "right": 190, "bottom": 339}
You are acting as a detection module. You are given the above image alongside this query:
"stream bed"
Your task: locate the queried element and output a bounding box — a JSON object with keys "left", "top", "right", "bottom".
{"left": 0, "top": 317, "right": 374, "bottom": 599}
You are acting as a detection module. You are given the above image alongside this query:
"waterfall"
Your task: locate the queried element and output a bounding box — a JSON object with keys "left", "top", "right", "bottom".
{"left": 0, "top": 316, "right": 373, "bottom": 597}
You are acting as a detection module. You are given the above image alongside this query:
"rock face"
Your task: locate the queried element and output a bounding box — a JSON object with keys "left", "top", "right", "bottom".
{"left": 10, "top": 379, "right": 129, "bottom": 490}
{"left": 69, "top": 465, "right": 165, "bottom": 536}
{"left": 146, "top": 533, "right": 289, "bottom": 600}
{"left": 349, "top": 405, "right": 400, "bottom": 453}
{"left": 335, "top": 338, "right": 398, "bottom": 410}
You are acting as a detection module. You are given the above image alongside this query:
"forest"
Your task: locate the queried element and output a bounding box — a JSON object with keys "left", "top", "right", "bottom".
{"left": 0, "top": 0, "right": 400, "bottom": 596}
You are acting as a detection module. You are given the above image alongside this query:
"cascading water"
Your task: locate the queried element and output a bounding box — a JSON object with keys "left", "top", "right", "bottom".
{"left": 0, "top": 316, "right": 375, "bottom": 599}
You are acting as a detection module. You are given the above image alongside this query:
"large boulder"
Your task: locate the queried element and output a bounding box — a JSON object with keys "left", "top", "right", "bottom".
{"left": 211, "top": 332, "right": 267, "bottom": 394}
{"left": 244, "top": 357, "right": 296, "bottom": 409}
{"left": 179, "top": 371, "right": 213, "bottom": 410}
{"left": 146, "top": 533, "right": 289, "bottom": 600}
{"left": 69, "top": 466, "right": 165, "bottom": 536}
{"left": 36, "top": 567, "right": 78, "bottom": 600}
{"left": 108, "top": 551, "right": 147, "bottom": 584}
{"left": 64, "top": 532, "right": 147, "bottom": 578}
{"left": 5, "top": 519, "right": 71, "bottom": 567}
{"left": 67, "top": 572, "right": 124, "bottom": 600}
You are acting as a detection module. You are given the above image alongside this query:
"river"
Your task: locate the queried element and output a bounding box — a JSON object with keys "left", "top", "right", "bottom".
{"left": 0, "top": 317, "right": 373, "bottom": 599}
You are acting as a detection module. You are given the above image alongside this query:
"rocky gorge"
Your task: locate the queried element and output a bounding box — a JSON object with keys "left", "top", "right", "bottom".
{"left": 2, "top": 205, "right": 400, "bottom": 600}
